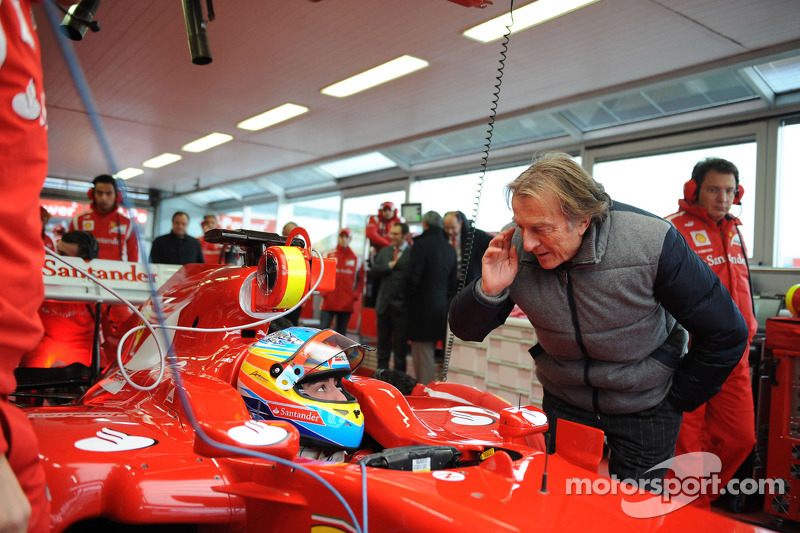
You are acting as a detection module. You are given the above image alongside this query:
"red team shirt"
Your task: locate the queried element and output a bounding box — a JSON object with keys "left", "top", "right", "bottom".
{"left": 69, "top": 208, "right": 139, "bottom": 262}
{"left": 0, "top": 1, "right": 52, "bottom": 530}
{"left": 320, "top": 246, "right": 364, "bottom": 313}
{"left": 199, "top": 235, "right": 226, "bottom": 264}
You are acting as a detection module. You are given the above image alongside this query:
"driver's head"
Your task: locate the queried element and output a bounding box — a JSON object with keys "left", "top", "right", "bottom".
{"left": 237, "top": 327, "right": 366, "bottom": 450}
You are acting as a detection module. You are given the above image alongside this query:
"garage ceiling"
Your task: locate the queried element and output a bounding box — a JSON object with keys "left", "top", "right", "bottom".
{"left": 35, "top": 0, "right": 800, "bottom": 201}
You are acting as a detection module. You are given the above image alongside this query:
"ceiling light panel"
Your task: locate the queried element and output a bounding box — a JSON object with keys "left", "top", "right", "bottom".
{"left": 182, "top": 132, "right": 233, "bottom": 153}
{"left": 321, "top": 55, "right": 429, "bottom": 98}
{"left": 319, "top": 152, "right": 397, "bottom": 178}
{"left": 236, "top": 103, "right": 309, "bottom": 131}
{"left": 116, "top": 168, "right": 144, "bottom": 180}
{"left": 143, "top": 153, "right": 182, "bottom": 168}
{"left": 463, "top": 0, "right": 602, "bottom": 43}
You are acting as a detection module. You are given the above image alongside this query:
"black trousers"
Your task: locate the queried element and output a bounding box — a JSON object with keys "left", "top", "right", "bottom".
{"left": 319, "top": 310, "right": 351, "bottom": 335}
{"left": 376, "top": 309, "right": 407, "bottom": 372}
{"left": 542, "top": 389, "right": 683, "bottom": 488}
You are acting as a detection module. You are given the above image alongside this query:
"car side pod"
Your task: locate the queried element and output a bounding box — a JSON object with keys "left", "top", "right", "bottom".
{"left": 193, "top": 419, "right": 300, "bottom": 461}
{"left": 498, "top": 405, "right": 548, "bottom": 446}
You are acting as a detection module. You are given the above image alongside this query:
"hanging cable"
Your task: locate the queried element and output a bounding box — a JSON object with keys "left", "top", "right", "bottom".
{"left": 442, "top": 0, "right": 515, "bottom": 382}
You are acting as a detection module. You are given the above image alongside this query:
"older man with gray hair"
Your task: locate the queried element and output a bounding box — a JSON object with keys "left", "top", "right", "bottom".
{"left": 449, "top": 151, "right": 747, "bottom": 490}
{"left": 405, "top": 211, "right": 457, "bottom": 384}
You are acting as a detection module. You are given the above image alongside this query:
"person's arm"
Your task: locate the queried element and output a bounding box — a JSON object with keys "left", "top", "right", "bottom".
{"left": 353, "top": 255, "right": 365, "bottom": 301}
{"left": 126, "top": 224, "right": 139, "bottom": 263}
{"left": 448, "top": 227, "right": 519, "bottom": 341}
{"left": 448, "top": 278, "right": 515, "bottom": 341}
{"left": 655, "top": 226, "right": 748, "bottom": 412}
{"left": 0, "top": 454, "right": 30, "bottom": 533}
{"left": 195, "top": 239, "right": 205, "bottom": 263}
{"left": 365, "top": 216, "right": 390, "bottom": 249}
{"left": 371, "top": 247, "right": 392, "bottom": 277}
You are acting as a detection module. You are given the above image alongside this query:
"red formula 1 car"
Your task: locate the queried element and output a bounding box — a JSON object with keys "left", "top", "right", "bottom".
{"left": 21, "top": 229, "right": 767, "bottom": 532}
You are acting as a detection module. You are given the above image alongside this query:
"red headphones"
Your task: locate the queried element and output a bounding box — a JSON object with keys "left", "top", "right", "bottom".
{"left": 88, "top": 176, "right": 123, "bottom": 204}
{"left": 683, "top": 179, "right": 744, "bottom": 205}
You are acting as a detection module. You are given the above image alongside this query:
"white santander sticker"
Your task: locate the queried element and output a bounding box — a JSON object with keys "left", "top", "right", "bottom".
{"left": 75, "top": 428, "right": 157, "bottom": 452}
{"left": 228, "top": 421, "right": 289, "bottom": 446}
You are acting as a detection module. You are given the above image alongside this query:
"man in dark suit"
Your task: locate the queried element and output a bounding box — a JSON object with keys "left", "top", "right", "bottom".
{"left": 444, "top": 211, "right": 493, "bottom": 286}
{"left": 406, "top": 211, "right": 457, "bottom": 384}
{"left": 372, "top": 222, "right": 411, "bottom": 373}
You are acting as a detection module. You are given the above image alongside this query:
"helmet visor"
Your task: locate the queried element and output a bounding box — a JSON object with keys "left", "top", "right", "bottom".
{"left": 293, "top": 329, "right": 367, "bottom": 373}
{"left": 273, "top": 329, "right": 369, "bottom": 390}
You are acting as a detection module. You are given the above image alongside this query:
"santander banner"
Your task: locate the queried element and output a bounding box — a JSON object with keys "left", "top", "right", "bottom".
{"left": 43, "top": 255, "right": 179, "bottom": 304}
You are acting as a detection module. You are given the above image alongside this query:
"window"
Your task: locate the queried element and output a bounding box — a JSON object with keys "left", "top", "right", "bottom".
{"left": 280, "top": 195, "right": 341, "bottom": 250}
{"left": 777, "top": 120, "right": 800, "bottom": 267}
{"left": 592, "top": 144, "right": 756, "bottom": 257}
{"left": 240, "top": 202, "right": 277, "bottom": 233}
{"left": 409, "top": 165, "right": 529, "bottom": 233}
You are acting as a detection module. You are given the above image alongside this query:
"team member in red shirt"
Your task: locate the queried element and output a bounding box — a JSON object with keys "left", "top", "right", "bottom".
{"left": 70, "top": 174, "right": 139, "bottom": 365}
{"left": 198, "top": 214, "right": 235, "bottom": 265}
{"left": 0, "top": 1, "right": 51, "bottom": 530}
{"left": 319, "top": 229, "right": 364, "bottom": 335}
{"left": 666, "top": 157, "right": 757, "bottom": 505}
{"left": 366, "top": 201, "right": 403, "bottom": 252}
{"left": 69, "top": 174, "right": 138, "bottom": 262}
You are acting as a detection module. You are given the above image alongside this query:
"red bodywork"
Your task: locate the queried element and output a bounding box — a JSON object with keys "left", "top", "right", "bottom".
{"left": 25, "top": 263, "right": 767, "bottom": 532}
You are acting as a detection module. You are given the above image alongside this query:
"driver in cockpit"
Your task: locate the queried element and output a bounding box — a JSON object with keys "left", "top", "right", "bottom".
{"left": 237, "top": 327, "right": 368, "bottom": 462}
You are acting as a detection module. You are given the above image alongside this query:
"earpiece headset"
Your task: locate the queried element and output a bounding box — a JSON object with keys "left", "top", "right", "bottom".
{"left": 683, "top": 178, "right": 744, "bottom": 205}
{"left": 87, "top": 174, "right": 122, "bottom": 204}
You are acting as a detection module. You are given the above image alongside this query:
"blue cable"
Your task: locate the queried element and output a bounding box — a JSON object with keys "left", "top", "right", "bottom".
{"left": 40, "top": 2, "right": 365, "bottom": 530}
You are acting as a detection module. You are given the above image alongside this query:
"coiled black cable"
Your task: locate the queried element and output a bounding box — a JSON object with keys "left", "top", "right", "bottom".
{"left": 442, "top": 0, "right": 515, "bottom": 381}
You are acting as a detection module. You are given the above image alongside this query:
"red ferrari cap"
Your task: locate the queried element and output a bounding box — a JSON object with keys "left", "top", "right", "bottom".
{"left": 381, "top": 201, "right": 394, "bottom": 210}
{"left": 339, "top": 228, "right": 352, "bottom": 237}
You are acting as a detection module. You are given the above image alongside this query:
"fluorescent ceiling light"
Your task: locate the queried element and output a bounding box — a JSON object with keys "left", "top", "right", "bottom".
{"left": 237, "top": 103, "right": 309, "bottom": 131}
{"left": 143, "top": 153, "right": 182, "bottom": 168}
{"left": 463, "top": 0, "right": 602, "bottom": 43}
{"left": 321, "top": 55, "right": 429, "bottom": 98}
{"left": 116, "top": 167, "right": 143, "bottom": 180}
{"left": 182, "top": 132, "right": 233, "bottom": 153}
{"left": 319, "top": 152, "right": 397, "bottom": 178}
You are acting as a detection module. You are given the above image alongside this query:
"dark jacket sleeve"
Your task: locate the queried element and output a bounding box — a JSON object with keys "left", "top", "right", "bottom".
{"left": 371, "top": 246, "right": 392, "bottom": 278}
{"left": 654, "top": 226, "right": 748, "bottom": 412}
{"left": 448, "top": 278, "right": 516, "bottom": 342}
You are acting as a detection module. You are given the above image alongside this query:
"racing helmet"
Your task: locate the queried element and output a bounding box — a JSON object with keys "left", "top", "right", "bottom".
{"left": 237, "top": 327, "right": 367, "bottom": 450}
